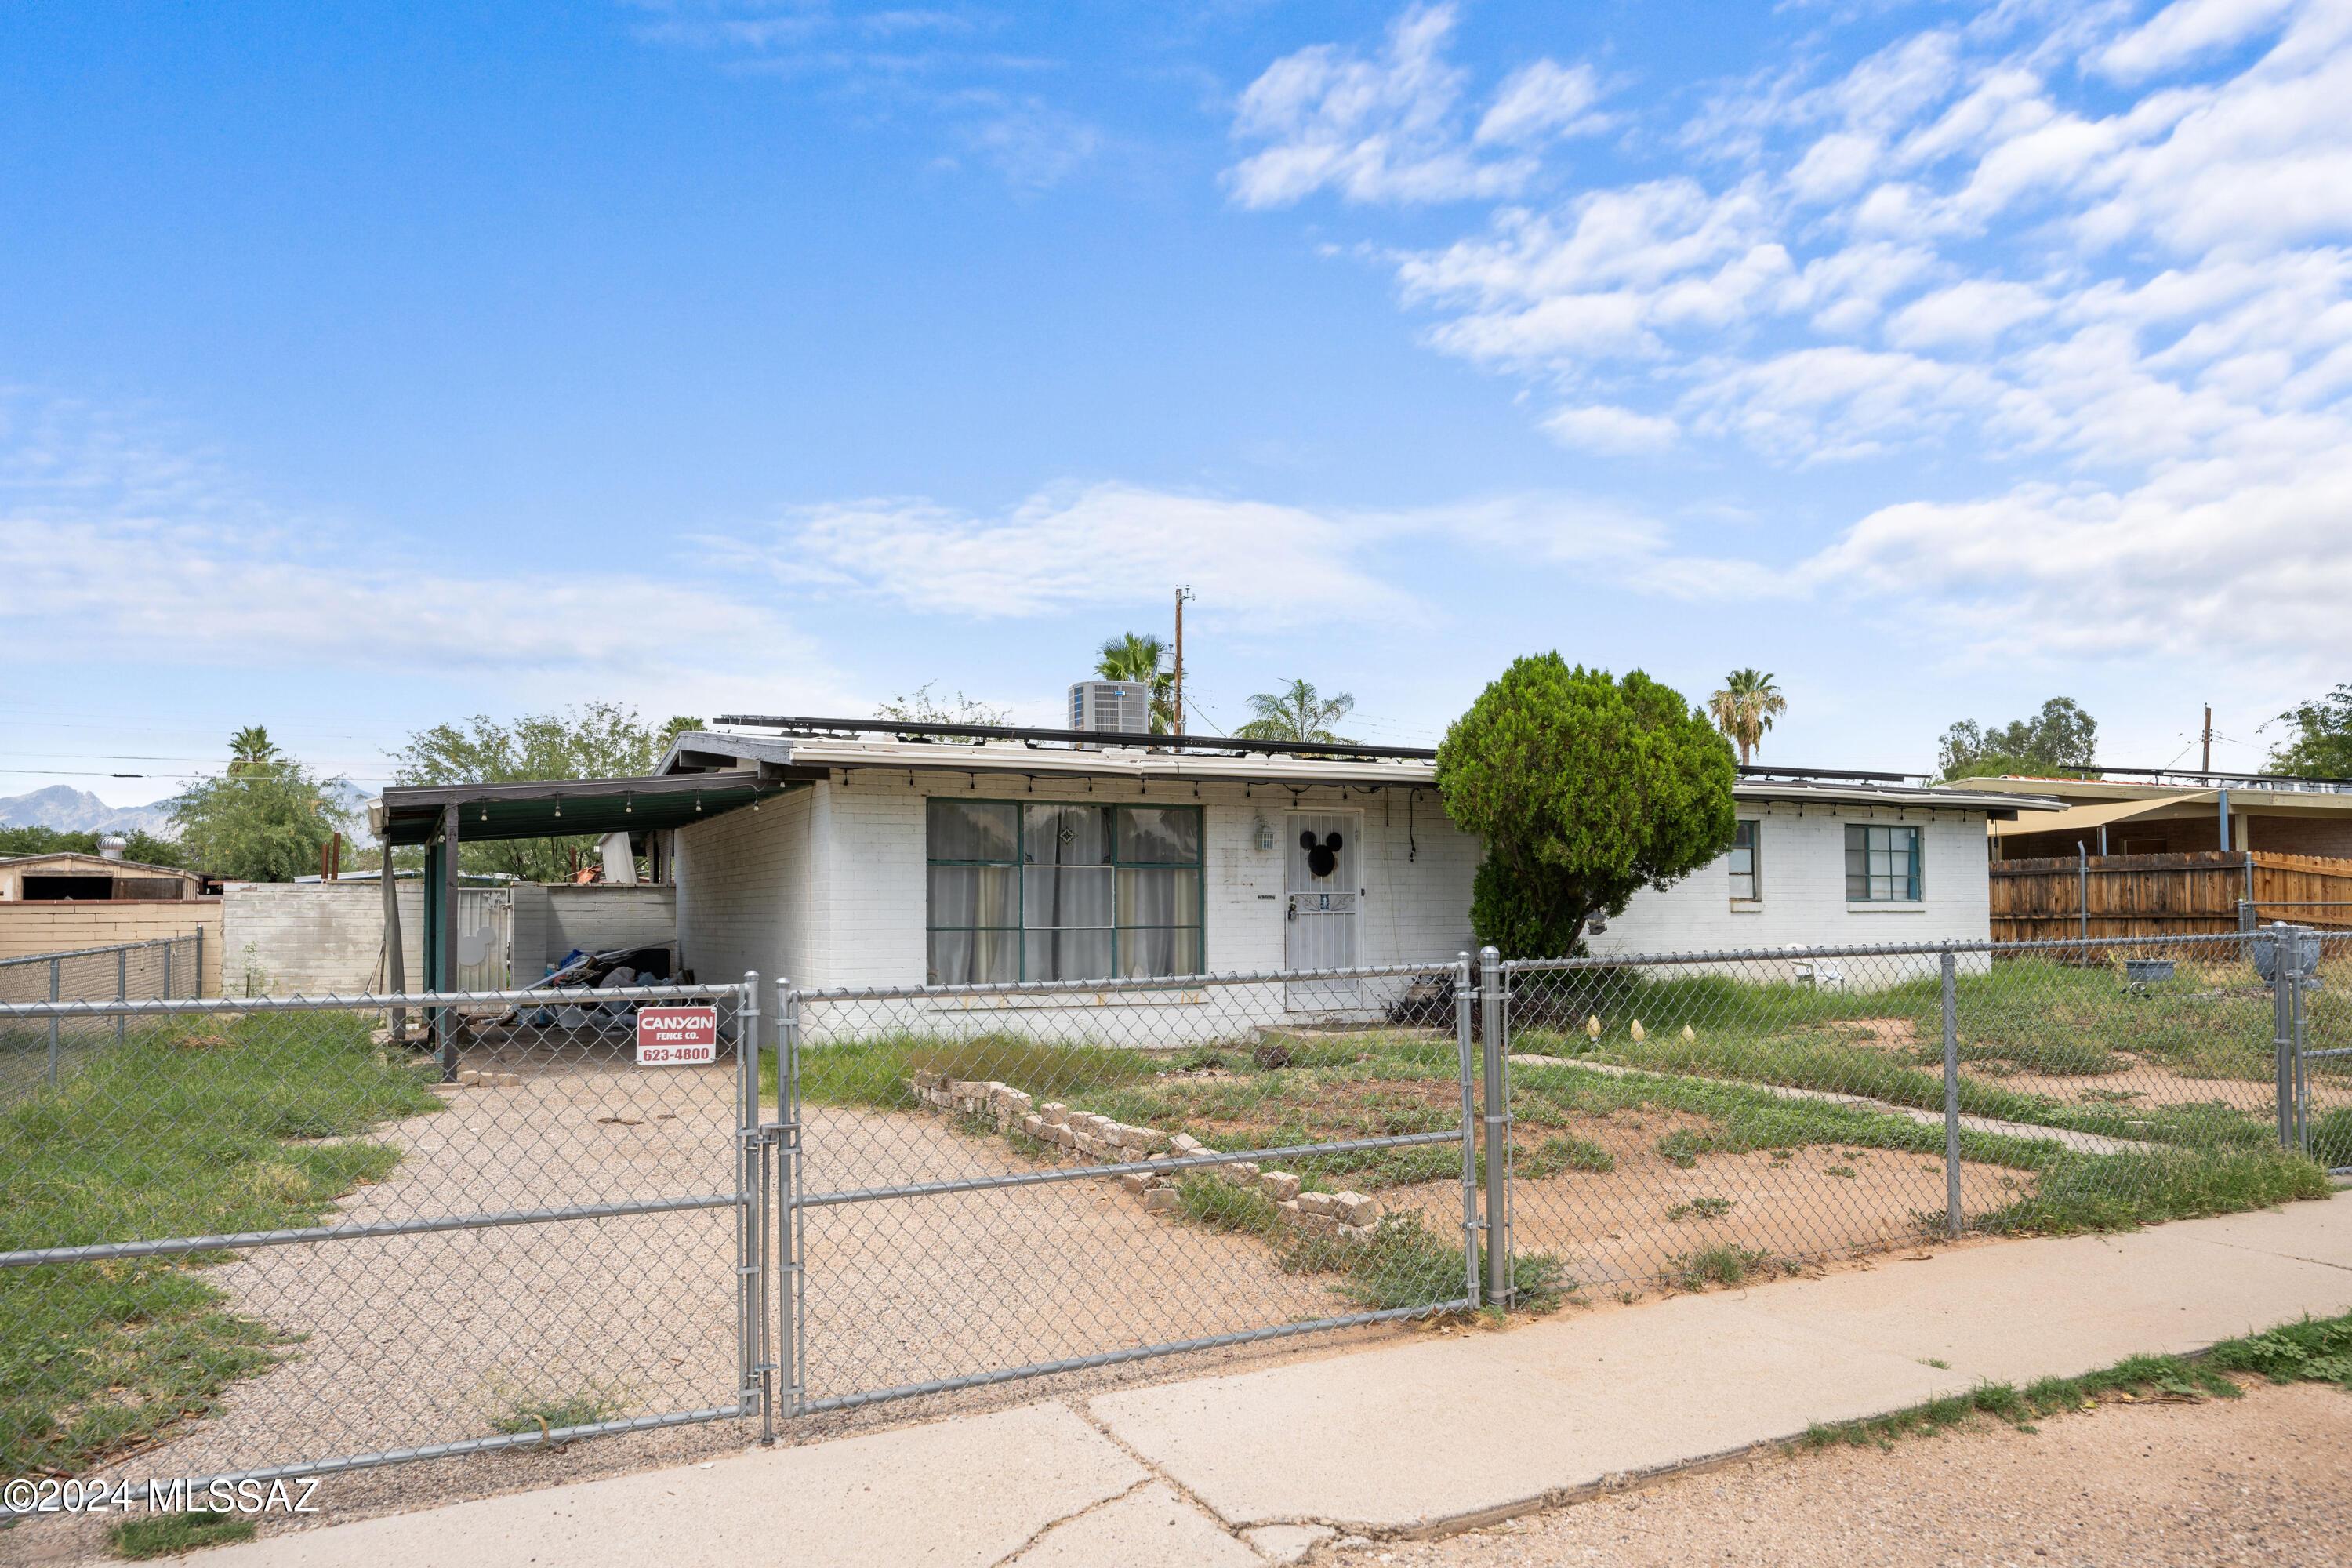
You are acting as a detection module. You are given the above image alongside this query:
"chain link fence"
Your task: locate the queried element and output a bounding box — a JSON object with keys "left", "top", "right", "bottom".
{"left": 1497, "top": 931, "right": 2335, "bottom": 1298}
{"left": 1, "top": 930, "right": 2338, "bottom": 1508}
{"left": 0, "top": 978, "right": 757, "bottom": 1498}
{"left": 778, "top": 964, "right": 1483, "bottom": 1417}
{"left": 0, "top": 935, "right": 205, "bottom": 1102}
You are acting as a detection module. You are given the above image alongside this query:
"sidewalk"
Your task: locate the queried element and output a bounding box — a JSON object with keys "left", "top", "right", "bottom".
{"left": 173, "top": 1193, "right": 2350, "bottom": 1568}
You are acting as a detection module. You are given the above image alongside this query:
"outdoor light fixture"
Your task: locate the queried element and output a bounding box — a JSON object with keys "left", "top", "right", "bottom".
{"left": 1252, "top": 815, "right": 1275, "bottom": 851}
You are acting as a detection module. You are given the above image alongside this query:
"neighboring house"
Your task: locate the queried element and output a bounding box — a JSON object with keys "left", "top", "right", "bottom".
{"left": 0, "top": 851, "right": 205, "bottom": 902}
{"left": 1945, "top": 771, "right": 2352, "bottom": 861}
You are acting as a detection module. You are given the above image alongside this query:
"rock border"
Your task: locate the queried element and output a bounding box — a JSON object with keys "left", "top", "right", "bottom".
{"left": 909, "top": 1069, "right": 1383, "bottom": 1240}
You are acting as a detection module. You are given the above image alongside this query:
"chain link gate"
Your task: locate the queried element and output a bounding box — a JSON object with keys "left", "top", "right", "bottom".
{"left": 771, "top": 962, "right": 1487, "bottom": 1419}
{"left": 0, "top": 975, "right": 764, "bottom": 1503}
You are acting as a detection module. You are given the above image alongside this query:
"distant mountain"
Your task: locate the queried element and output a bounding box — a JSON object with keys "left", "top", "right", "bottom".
{"left": 0, "top": 786, "right": 176, "bottom": 837}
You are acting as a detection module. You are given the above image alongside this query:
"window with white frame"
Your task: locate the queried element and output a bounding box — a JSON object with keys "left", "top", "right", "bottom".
{"left": 925, "top": 799, "right": 1203, "bottom": 984}
{"left": 1845, "top": 823, "right": 1921, "bottom": 902}
{"left": 1728, "top": 820, "right": 1759, "bottom": 900}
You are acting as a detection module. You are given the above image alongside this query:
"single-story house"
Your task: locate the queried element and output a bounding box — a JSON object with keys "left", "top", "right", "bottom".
{"left": 1947, "top": 771, "right": 2352, "bottom": 860}
{"left": 365, "top": 722, "right": 2062, "bottom": 1023}
{"left": 0, "top": 851, "right": 206, "bottom": 902}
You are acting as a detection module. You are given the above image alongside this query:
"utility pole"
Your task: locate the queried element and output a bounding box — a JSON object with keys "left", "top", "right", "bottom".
{"left": 1172, "top": 586, "right": 1194, "bottom": 735}
{"left": 2202, "top": 704, "right": 2213, "bottom": 775}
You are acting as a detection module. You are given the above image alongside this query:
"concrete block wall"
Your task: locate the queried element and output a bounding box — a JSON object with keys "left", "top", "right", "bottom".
{"left": 532, "top": 885, "right": 679, "bottom": 973}
{"left": 221, "top": 882, "right": 423, "bottom": 996}
{"left": 0, "top": 902, "right": 223, "bottom": 995}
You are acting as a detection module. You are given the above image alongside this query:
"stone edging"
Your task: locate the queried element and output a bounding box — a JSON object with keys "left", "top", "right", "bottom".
{"left": 909, "top": 1069, "right": 1385, "bottom": 1239}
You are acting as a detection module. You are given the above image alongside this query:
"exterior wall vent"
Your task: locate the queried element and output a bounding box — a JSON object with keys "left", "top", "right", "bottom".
{"left": 97, "top": 834, "right": 127, "bottom": 862}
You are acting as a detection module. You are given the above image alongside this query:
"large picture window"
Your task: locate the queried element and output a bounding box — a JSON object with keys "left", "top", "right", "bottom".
{"left": 927, "top": 800, "right": 1203, "bottom": 985}
{"left": 1845, "top": 823, "right": 1921, "bottom": 902}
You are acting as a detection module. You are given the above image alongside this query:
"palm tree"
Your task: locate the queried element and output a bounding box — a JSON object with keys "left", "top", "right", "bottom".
{"left": 228, "top": 724, "right": 281, "bottom": 776}
{"left": 1234, "top": 680, "right": 1355, "bottom": 745}
{"left": 1708, "top": 670, "right": 1787, "bottom": 765}
{"left": 1095, "top": 633, "right": 1175, "bottom": 733}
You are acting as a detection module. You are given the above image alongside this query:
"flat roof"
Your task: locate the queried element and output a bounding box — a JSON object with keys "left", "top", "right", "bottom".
{"left": 660, "top": 731, "right": 2062, "bottom": 817}
{"left": 0, "top": 851, "right": 199, "bottom": 878}
{"left": 1947, "top": 775, "right": 2352, "bottom": 813}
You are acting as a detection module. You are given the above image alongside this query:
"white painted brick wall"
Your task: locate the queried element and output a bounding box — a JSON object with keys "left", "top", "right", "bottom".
{"left": 1588, "top": 803, "right": 1994, "bottom": 986}
{"left": 220, "top": 883, "right": 423, "bottom": 996}
{"left": 677, "top": 774, "right": 1483, "bottom": 990}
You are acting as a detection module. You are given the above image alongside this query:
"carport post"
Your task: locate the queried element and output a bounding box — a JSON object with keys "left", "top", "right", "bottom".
{"left": 383, "top": 845, "right": 406, "bottom": 1040}
{"left": 1940, "top": 949, "right": 1962, "bottom": 1238}
{"left": 1479, "top": 945, "right": 1510, "bottom": 1307}
{"left": 437, "top": 803, "right": 459, "bottom": 1083}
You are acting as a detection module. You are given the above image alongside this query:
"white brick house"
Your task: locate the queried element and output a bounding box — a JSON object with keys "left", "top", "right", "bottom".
{"left": 655, "top": 731, "right": 2059, "bottom": 1005}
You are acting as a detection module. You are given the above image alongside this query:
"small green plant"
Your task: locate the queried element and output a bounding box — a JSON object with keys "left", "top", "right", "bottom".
{"left": 1666, "top": 1196, "right": 1735, "bottom": 1221}
{"left": 1655, "top": 1129, "right": 1706, "bottom": 1168}
{"left": 1823, "top": 1165, "right": 1857, "bottom": 1178}
{"left": 107, "top": 1512, "right": 258, "bottom": 1560}
{"left": 490, "top": 1391, "right": 626, "bottom": 1439}
{"left": 1519, "top": 1134, "right": 1614, "bottom": 1177}
{"left": 1666, "top": 1243, "right": 1773, "bottom": 1290}
{"left": 2310, "top": 1107, "right": 2352, "bottom": 1171}
{"left": 2205, "top": 1313, "right": 2352, "bottom": 1386}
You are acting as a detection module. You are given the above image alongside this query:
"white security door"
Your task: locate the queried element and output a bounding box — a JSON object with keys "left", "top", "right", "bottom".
{"left": 454, "top": 887, "right": 514, "bottom": 993}
{"left": 1283, "top": 812, "right": 1361, "bottom": 1012}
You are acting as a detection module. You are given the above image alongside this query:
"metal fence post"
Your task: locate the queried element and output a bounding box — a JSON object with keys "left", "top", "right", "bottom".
{"left": 117, "top": 946, "right": 127, "bottom": 1044}
{"left": 1479, "top": 945, "right": 1510, "bottom": 1308}
{"left": 2273, "top": 927, "right": 2300, "bottom": 1150}
{"left": 163, "top": 938, "right": 173, "bottom": 1002}
{"left": 737, "top": 972, "right": 767, "bottom": 1439}
{"left": 1453, "top": 951, "right": 1479, "bottom": 1312}
{"left": 775, "top": 975, "right": 804, "bottom": 1429}
{"left": 1940, "top": 949, "right": 1962, "bottom": 1238}
{"left": 196, "top": 924, "right": 205, "bottom": 1000}
{"left": 47, "top": 956, "right": 60, "bottom": 1083}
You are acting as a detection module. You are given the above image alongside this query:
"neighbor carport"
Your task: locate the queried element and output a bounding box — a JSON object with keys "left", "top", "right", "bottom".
{"left": 368, "top": 772, "right": 799, "bottom": 1075}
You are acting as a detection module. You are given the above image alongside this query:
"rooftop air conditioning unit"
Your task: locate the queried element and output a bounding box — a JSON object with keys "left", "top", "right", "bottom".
{"left": 1069, "top": 681, "right": 1152, "bottom": 739}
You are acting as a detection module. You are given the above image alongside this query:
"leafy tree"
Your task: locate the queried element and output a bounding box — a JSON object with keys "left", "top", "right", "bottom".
{"left": 1094, "top": 633, "right": 1175, "bottom": 733}
{"left": 170, "top": 732, "right": 353, "bottom": 881}
{"left": 2268, "top": 685, "right": 2352, "bottom": 777}
{"left": 1233, "top": 679, "right": 1355, "bottom": 744}
{"left": 1437, "top": 656, "right": 1736, "bottom": 959}
{"left": 388, "top": 702, "right": 703, "bottom": 881}
{"left": 1937, "top": 698, "right": 2099, "bottom": 781}
{"left": 0, "top": 825, "right": 186, "bottom": 866}
{"left": 1707, "top": 669, "right": 1786, "bottom": 765}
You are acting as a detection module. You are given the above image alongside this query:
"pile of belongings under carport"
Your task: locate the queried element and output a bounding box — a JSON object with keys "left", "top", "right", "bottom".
{"left": 491, "top": 945, "right": 684, "bottom": 1029}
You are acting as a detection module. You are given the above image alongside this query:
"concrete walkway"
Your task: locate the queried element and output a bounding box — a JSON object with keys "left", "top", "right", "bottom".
{"left": 1508, "top": 1053, "right": 2154, "bottom": 1156}
{"left": 179, "top": 1195, "right": 2349, "bottom": 1568}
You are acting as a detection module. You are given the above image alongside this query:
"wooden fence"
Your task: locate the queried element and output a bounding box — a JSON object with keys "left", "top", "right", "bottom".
{"left": 1990, "top": 849, "right": 2352, "bottom": 942}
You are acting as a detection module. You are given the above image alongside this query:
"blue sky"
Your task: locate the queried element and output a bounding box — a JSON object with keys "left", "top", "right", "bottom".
{"left": 5, "top": 0, "right": 2349, "bottom": 805}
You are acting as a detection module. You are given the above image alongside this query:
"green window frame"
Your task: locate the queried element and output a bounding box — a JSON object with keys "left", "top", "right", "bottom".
{"left": 925, "top": 798, "right": 1204, "bottom": 985}
{"left": 1845, "top": 823, "right": 1921, "bottom": 902}
{"left": 1728, "top": 820, "right": 1759, "bottom": 901}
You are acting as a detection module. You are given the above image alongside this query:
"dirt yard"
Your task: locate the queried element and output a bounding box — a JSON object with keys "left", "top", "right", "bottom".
{"left": 1333, "top": 1376, "right": 2352, "bottom": 1567}
{"left": 1383, "top": 1111, "right": 2024, "bottom": 1290}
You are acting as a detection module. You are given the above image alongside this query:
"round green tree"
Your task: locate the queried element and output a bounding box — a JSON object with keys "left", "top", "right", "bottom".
{"left": 1436, "top": 656, "right": 1737, "bottom": 958}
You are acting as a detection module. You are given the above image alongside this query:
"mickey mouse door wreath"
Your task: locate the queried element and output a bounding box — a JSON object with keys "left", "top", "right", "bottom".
{"left": 1300, "top": 829, "right": 1344, "bottom": 879}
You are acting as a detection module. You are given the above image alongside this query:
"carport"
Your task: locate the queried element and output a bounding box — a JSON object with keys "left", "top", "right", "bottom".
{"left": 368, "top": 773, "right": 800, "bottom": 1074}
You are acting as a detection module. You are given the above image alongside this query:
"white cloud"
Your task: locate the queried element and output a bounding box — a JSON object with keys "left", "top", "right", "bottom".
{"left": 1475, "top": 60, "right": 1607, "bottom": 147}
{"left": 779, "top": 481, "right": 1672, "bottom": 619}
{"left": 2097, "top": 0, "right": 2302, "bottom": 82}
{"left": 1884, "top": 279, "right": 2052, "bottom": 348}
{"left": 1541, "top": 403, "right": 1679, "bottom": 454}
{"left": 1225, "top": 4, "right": 1605, "bottom": 208}
{"left": 0, "top": 393, "right": 842, "bottom": 708}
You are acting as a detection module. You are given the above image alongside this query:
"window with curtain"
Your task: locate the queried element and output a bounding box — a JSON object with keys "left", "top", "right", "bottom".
{"left": 1844, "top": 823, "right": 1921, "bottom": 902}
{"left": 1728, "top": 820, "right": 1759, "bottom": 901}
{"left": 925, "top": 799, "right": 1203, "bottom": 984}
